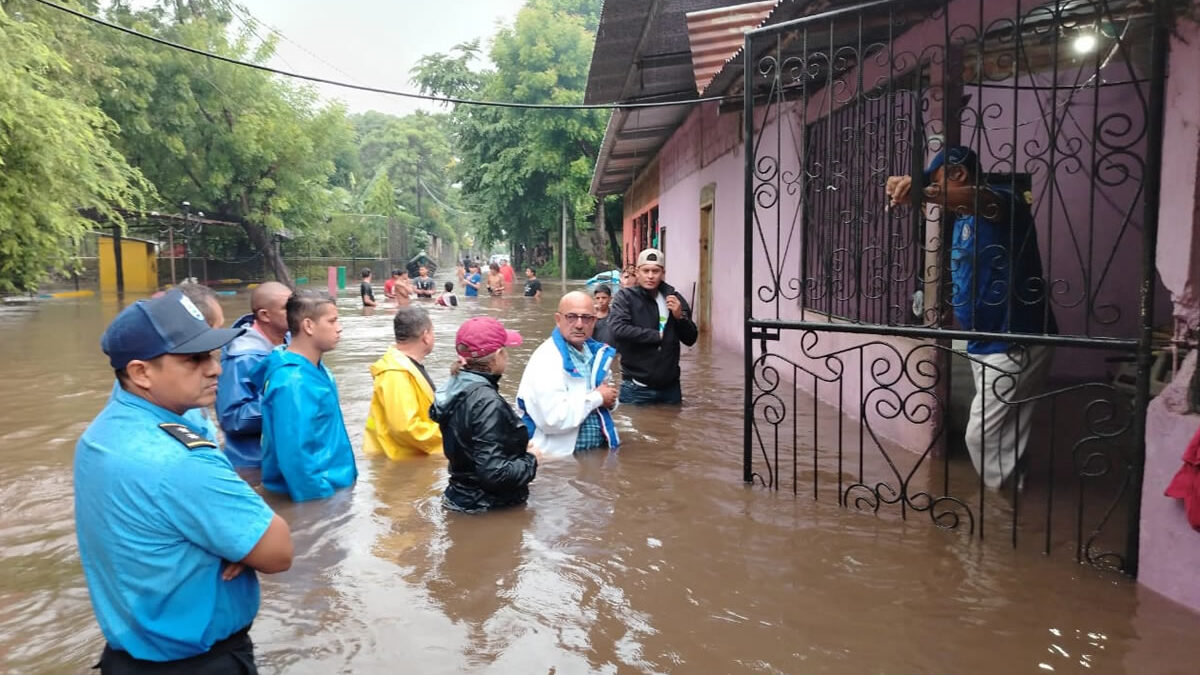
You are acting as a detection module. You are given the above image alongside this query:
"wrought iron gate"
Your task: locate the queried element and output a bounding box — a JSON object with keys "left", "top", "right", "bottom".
{"left": 742, "top": 0, "right": 1169, "bottom": 573}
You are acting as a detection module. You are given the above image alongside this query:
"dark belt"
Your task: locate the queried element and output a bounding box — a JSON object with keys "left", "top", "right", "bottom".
{"left": 94, "top": 624, "right": 255, "bottom": 674}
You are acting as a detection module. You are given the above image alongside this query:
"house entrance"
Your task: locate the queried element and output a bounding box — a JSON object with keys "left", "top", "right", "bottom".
{"left": 741, "top": 0, "right": 1170, "bottom": 573}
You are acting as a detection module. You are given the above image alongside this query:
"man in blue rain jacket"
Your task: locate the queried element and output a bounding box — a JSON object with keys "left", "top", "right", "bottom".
{"left": 217, "top": 282, "right": 291, "bottom": 473}
{"left": 259, "top": 291, "right": 357, "bottom": 502}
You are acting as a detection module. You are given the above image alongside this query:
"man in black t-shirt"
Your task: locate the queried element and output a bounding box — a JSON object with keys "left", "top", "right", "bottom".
{"left": 414, "top": 266, "right": 436, "bottom": 299}
{"left": 360, "top": 268, "right": 376, "bottom": 307}
{"left": 523, "top": 268, "right": 542, "bottom": 299}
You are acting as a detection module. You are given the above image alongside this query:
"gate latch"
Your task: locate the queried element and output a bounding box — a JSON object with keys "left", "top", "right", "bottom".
{"left": 750, "top": 326, "right": 781, "bottom": 346}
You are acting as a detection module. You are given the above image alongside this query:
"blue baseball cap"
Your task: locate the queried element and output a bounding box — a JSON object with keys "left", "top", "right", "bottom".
{"left": 101, "top": 289, "right": 244, "bottom": 369}
{"left": 924, "top": 146, "right": 980, "bottom": 181}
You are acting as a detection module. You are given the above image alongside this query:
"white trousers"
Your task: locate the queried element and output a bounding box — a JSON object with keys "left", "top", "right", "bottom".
{"left": 964, "top": 345, "right": 1053, "bottom": 489}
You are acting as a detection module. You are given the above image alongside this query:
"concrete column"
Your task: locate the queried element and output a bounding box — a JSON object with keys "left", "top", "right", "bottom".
{"left": 1139, "top": 18, "right": 1200, "bottom": 613}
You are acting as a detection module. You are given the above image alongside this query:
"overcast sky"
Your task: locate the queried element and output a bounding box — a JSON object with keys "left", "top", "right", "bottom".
{"left": 233, "top": 0, "right": 528, "bottom": 116}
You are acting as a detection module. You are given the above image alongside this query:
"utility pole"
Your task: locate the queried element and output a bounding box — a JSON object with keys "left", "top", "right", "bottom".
{"left": 166, "top": 221, "right": 177, "bottom": 285}
{"left": 415, "top": 157, "right": 422, "bottom": 257}
{"left": 182, "top": 201, "right": 193, "bottom": 282}
{"left": 112, "top": 222, "right": 125, "bottom": 295}
{"left": 561, "top": 196, "right": 567, "bottom": 286}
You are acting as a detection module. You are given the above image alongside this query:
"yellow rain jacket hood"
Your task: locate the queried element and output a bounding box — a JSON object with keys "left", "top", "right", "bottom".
{"left": 363, "top": 346, "right": 443, "bottom": 459}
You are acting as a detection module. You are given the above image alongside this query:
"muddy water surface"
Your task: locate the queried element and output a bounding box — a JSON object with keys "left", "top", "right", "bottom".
{"left": 1, "top": 285, "right": 1198, "bottom": 674}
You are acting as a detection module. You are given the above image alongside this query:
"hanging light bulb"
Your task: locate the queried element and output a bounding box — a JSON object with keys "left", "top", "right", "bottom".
{"left": 1072, "top": 32, "right": 1098, "bottom": 55}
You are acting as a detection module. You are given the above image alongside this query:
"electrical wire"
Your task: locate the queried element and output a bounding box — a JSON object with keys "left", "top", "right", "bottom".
{"left": 419, "top": 179, "right": 475, "bottom": 216}
{"left": 32, "top": 0, "right": 731, "bottom": 111}
{"left": 225, "top": 2, "right": 363, "bottom": 85}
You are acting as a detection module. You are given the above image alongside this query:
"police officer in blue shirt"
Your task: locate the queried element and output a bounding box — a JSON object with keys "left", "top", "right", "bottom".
{"left": 76, "top": 290, "right": 294, "bottom": 673}
{"left": 886, "top": 147, "right": 1057, "bottom": 489}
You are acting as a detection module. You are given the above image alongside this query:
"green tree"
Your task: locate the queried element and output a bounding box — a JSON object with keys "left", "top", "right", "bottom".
{"left": 98, "top": 0, "right": 355, "bottom": 285}
{"left": 410, "top": 40, "right": 485, "bottom": 99}
{"left": 412, "top": 0, "right": 608, "bottom": 273}
{"left": 0, "top": 2, "right": 150, "bottom": 292}
{"left": 349, "top": 110, "right": 471, "bottom": 256}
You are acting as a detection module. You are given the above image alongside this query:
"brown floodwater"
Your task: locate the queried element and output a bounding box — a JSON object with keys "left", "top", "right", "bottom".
{"left": 2, "top": 283, "right": 1199, "bottom": 674}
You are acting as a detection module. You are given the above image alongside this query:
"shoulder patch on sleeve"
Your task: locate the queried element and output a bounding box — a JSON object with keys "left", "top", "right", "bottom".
{"left": 158, "top": 423, "right": 218, "bottom": 450}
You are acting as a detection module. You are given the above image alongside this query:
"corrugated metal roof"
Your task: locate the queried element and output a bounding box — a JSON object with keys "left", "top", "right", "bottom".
{"left": 586, "top": 0, "right": 735, "bottom": 106}
{"left": 685, "top": 1, "right": 779, "bottom": 94}
{"left": 585, "top": 0, "right": 744, "bottom": 196}
{"left": 585, "top": 0, "right": 946, "bottom": 196}
{"left": 699, "top": 0, "right": 944, "bottom": 97}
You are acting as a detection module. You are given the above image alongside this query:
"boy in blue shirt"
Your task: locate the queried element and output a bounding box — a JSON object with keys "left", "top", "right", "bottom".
{"left": 76, "top": 290, "right": 293, "bottom": 671}
{"left": 464, "top": 263, "right": 483, "bottom": 297}
{"left": 259, "top": 291, "right": 358, "bottom": 501}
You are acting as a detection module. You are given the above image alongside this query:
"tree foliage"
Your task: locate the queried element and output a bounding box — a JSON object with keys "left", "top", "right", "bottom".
{"left": 411, "top": 0, "right": 607, "bottom": 268}
{"left": 0, "top": 0, "right": 609, "bottom": 291}
{"left": 0, "top": 2, "right": 150, "bottom": 292}
{"left": 349, "top": 110, "right": 471, "bottom": 252}
{"left": 97, "top": 0, "right": 355, "bottom": 285}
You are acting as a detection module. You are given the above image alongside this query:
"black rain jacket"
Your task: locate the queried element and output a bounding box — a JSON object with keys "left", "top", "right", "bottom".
{"left": 430, "top": 370, "right": 537, "bottom": 512}
{"left": 607, "top": 281, "right": 699, "bottom": 388}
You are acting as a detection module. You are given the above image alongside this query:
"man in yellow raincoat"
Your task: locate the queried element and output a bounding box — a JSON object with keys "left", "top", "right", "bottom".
{"left": 364, "top": 306, "right": 443, "bottom": 458}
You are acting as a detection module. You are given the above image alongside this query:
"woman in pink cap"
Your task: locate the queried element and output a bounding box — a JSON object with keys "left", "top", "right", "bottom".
{"left": 430, "top": 316, "right": 542, "bottom": 512}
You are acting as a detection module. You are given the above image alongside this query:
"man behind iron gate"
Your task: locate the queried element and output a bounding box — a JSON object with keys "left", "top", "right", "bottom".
{"left": 75, "top": 290, "right": 293, "bottom": 673}
{"left": 886, "top": 146, "right": 1057, "bottom": 489}
{"left": 607, "top": 247, "right": 699, "bottom": 404}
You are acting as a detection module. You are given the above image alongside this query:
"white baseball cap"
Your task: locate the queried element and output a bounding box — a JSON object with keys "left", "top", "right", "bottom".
{"left": 636, "top": 247, "right": 665, "bottom": 268}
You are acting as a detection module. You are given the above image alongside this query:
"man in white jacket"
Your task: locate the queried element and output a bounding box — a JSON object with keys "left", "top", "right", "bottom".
{"left": 517, "top": 292, "right": 620, "bottom": 457}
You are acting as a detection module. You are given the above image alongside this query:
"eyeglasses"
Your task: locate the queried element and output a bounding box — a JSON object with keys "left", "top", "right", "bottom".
{"left": 561, "top": 313, "right": 597, "bottom": 324}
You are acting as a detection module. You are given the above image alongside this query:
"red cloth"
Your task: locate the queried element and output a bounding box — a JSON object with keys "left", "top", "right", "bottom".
{"left": 501, "top": 264, "right": 515, "bottom": 285}
{"left": 1165, "top": 424, "right": 1200, "bottom": 531}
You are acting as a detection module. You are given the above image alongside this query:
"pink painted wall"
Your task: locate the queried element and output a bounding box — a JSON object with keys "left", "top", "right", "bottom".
{"left": 657, "top": 101, "right": 743, "bottom": 353}
{"left": 654, "top": 101, "right": 936, "bottom": 452}
{"left": 1139, "top": 19, "right": 1200, "bottom": 615}
{"left": 619, "top": 9, "right": 1200, "bottom": 612}
{"left": 964, "top": 63, "right": 1173, "bottom": 381}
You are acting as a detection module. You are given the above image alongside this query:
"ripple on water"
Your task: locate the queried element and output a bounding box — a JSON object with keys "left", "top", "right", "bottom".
{"left": 4, "top": 291, "right": 1200, "bottom": 674}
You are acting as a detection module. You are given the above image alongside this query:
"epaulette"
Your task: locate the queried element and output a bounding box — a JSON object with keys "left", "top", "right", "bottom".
{"left": 158, "top": 423, "right": 218, "bottom": 450}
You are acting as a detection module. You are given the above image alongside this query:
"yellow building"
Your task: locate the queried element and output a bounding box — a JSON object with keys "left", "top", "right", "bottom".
{"left": 98, "top": 233, "right": 159, "bottom": 293}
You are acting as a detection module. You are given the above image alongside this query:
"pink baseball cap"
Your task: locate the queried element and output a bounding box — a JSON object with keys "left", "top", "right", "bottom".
{"left": 455, "top": 316, "right": 522, "bottom": 359}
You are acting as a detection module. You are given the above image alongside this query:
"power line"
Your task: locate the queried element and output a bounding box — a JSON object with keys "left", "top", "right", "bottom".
{"left": 32, "top": 0, "right": 730, "bottom": 111}
{"left": 418, "top": 179, "right": 475, "bottom": 216}
{"left": 225, "top": 4, "right": 301, "bottom": 75}
{"left": 225, "top": 2, "right": 363, "bottom": 86}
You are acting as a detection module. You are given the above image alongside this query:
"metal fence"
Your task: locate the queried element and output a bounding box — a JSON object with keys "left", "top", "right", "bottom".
{"left": 743, "top": 0, "right": 1169, "bottom": 573}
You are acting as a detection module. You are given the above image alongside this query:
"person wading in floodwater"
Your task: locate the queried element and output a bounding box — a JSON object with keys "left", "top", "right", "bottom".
{"left": 217, "top": 280, "right": 291, "bottom": 482}
{"left": 414, "top": 266, "right": 436, "bottom": 299}
{"left": 607, "top": 247, "right": 698, "bottom": 405}
{"left": 464, "top": 263, "right": 483, "bottom": 298}
{"left": 517, "top": 291, "right": 620, "bottom": 457}
{"left": 523, "top": 267, "right": 543, "bottom": 299}
{"left": 171, "top": 283, "right": 225, "bottom": 443}
{"left": 591, "top": 284, "right": 614, "bottom": 344}
{"left": 486, "top": 262, "right": 506, "bottom": 296}
{"left": 258, "top": 291, "right": 358, "bottom": 501}
{"left": 430, "top": 316, "right": 542, "bottom": 512}
{"left": 76, "top": 290, "right": 293, "bottom": 673}
{"left": 360, "top": 268, "right": 377, "bottom": 308}
{"left": 363, "top": 306, "right": 443, "bottom": 459}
